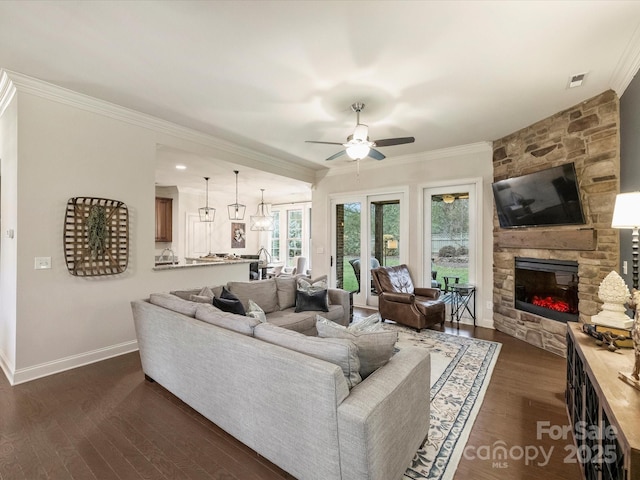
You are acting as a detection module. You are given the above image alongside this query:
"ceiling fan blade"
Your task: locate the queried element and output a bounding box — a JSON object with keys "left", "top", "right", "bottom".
{"left": 326, "top": 150, "right": 347, "bottom": 161}
{"left": 305, "top": 140, "right": 344, "bottom": 146}
{"left": 368, "top": 148, "right": 386, "bottom": 161}
{"left": 373, "top": 136, "right": 415, "bottom": 147}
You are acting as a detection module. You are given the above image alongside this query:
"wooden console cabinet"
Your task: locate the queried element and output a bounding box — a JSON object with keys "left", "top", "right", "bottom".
{"left": 566, "top": 322, "right": 639, "bottom": 480}
{"left": 155, "top": 197, "right": 172, "bottom": 242}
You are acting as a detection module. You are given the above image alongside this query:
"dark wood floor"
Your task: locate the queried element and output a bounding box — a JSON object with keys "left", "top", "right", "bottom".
{"left": 0, "top": 310, "right": 581, "bottom": 480}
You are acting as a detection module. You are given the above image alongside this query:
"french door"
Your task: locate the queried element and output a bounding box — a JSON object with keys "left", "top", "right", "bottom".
{"left": 331, "top": 191, "right": 406, "bottom": 307}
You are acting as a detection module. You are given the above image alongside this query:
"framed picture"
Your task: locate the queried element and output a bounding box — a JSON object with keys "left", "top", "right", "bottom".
{"left": 231, "top": 222, "right": 246, "bottom": 249}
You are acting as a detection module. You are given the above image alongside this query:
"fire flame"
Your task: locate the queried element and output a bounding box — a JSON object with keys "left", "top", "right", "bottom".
{"left": 532, "top": 295, "right": 570, "bottom": 313}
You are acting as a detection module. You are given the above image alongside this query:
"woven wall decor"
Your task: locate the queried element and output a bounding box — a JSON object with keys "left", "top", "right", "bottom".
{"left": 64, "top": 197, "right": 129, "bottom": 276}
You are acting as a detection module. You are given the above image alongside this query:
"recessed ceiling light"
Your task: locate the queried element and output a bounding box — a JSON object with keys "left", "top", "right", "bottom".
{"left": 568, "top": 72, "right": 587, "bottom": 89}
{"left": 175, "top": 164, "right": 187, "bottom": 170}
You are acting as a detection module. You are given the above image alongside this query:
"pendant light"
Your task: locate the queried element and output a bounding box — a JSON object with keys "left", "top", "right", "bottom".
{"left": 199, "top": 176, "right": 215, "bottom": 222}
{"left": 250, "top": 188, "right": 274, "bottom": 231}
{"left": 227, "top": 170, "right": 246, "bottom": 220}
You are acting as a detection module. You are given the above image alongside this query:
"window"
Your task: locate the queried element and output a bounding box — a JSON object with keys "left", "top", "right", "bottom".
{"left": 270, "top": 210, "right": 280, "bottom": 260}
{"left": 287, "top": 210, "right": 303, "bottom": 263}
{"left": 270, "top": 202, "right": 311, "bottom": 268}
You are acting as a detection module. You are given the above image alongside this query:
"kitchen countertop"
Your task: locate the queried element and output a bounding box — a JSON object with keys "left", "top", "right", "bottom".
{"left": 153, "top": 258, "right": 252, "bottom": 271}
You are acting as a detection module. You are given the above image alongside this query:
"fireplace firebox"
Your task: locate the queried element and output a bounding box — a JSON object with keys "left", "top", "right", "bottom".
{"left": 514, "top": 257, "right": 579, "bottom": 323}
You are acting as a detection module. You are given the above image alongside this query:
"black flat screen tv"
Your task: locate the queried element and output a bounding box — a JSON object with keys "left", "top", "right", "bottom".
{"left": 492, "top": 163, "right": 586, "bottom": 228}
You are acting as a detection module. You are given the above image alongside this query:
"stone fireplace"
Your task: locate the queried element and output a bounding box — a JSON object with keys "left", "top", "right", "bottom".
{"left": 492, "top": 90, "right": 620, "bottom": 357}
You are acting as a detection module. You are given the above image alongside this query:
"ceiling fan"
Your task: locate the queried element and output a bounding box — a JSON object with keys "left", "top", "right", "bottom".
{"left": 305, "top": 102, "right": 415, "bottom": 161}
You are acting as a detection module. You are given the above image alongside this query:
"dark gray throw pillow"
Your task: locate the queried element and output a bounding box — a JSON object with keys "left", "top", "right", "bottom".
{"left": 295, "top": 288, "right": 329, "bottom": 313}
{"left": 212, "top": 287, "right": 246, "bottom": 315}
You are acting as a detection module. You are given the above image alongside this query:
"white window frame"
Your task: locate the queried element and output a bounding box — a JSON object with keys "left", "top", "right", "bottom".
{"left": 270, "top": 202, "right": 312, "bottom": 268}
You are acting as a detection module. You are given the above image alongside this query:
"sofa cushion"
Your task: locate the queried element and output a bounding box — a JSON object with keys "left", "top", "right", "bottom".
{"left": 228, "top": 279, "right": 278, "bottom": 314}
{"left": 295, "top": 288, "right": 329, "bottom": 313}
{"left": 246, "top": 299, "right": 267, "bottom": 323}
{"left": 212, "top": 287, "right": 246, "bottom": 315}
{"left": 316, "top": 315, "right": 397, "bottom": 378}
{"left": 265, "top": 309, "right": 317, "bottom": 334}
{"left": 275, "top": 276, "right": 297, "bottom": 310}
{"left": 254, "top": 322, "right": 361, "bottom": 388}
{"left": 149, "top": 293, "right": 199, "bottom": 317}
{"left": 195, "top": 304, "right": 259, "bottom": 336}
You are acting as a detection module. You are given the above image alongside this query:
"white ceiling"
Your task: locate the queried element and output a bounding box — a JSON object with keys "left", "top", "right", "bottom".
{"left": 1, "top": 0, "right": 640, "bottom": 196}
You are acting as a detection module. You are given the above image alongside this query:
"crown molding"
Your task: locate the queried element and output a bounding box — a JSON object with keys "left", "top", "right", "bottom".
{"left": 0, "top": 69, "right": 318, "bottom": 184}
{"left": 0, "top": 70, "right": 17, "bottom": 118}
{"left": 320, "top": 141, "right": 492, "bottom": 178}
{"left": 610, "top": 23, "right": 640, "bottom": 96}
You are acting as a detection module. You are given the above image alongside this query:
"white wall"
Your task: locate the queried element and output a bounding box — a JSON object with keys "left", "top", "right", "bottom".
{"left": 0, "top": 72, "right": 315, "bottom": 385}
{"left": 311, "top": 144, "right": 495, "bottom": 327}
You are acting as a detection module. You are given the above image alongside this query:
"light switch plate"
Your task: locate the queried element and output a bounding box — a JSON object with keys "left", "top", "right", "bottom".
{"left": 35, "top": 257, "right": 51, "bottom": 270}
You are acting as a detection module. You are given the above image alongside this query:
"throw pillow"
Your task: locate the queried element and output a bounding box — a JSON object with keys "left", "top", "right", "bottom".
{"left": 297, "top": 275, "right": 328, "bottom": 293}
{"left": 349, "top": 312, "right": 383, "bottom": 332}
{"left": 275, "top": 276, "right": 297, "bottom": 310}
{"left": 246, "top": 299, "right": 267, "bottom": 323}
{"left": 199, "top": 286, "right": 215, "bottom": 298}
{"left": 315, "top": 312, "right": 383, "bottom": 333}
{"left": 212, "top": 287, "right": 246, "bottom": 315}
{"left": 316, "top": 315, "right": 397, "bottom": 378}
{"left": 189, "top": 294, "right": 214, "bottom": 304}
{"left": 227, "top": 279, "right": 278, "bottom": 314}
{"left": 189, "top": 285, "right": 215, "bottom": 304}
{"left": 253, "top": 323, "right": 361, "bottom": 388}
{"left": 295, "top": 288, "right": 329, "bottom": 313}
{"left": 170, "top": 288, "right": 202, "bottom": 301}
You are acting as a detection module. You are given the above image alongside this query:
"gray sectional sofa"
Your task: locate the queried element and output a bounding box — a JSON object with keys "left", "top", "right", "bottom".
{"left": 131, "top": 277, "right": 431, "bottom": 480}
{"left": 171, "top": 275, "right": 350, "bottom": 334}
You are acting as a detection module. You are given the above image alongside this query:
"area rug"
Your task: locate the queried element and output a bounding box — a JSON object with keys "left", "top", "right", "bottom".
{"left": 381, "top": 323, "right": 501, "bottom": 480}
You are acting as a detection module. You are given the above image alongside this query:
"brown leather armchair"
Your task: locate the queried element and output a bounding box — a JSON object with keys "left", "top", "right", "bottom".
{"left": 371, "top": 264, "right": 445, "bottom": 331}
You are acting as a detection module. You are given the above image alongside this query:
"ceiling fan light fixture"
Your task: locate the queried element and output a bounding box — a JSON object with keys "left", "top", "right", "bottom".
{"left": 304, "top": 102, "right": 415, "bottom": 162}
{"left": 353, "top": 123, "right": 369, "bottom": 141}
{"left": 442, "top": 194, "right": 456, "bottom": 204}
{"left": 227, "top": 170, "right": 246, "bottom": 220}
{"left": 346, "top": 143, "right": 370, "bottom": 160}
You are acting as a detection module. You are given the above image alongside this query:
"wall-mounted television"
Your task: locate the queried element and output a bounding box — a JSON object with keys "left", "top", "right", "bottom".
{"left": 492, "top": 162, "right": 586, "bottom": 228}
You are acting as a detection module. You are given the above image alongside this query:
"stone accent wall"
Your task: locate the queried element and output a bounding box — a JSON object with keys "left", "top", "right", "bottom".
{"left": 492, "top": 90, "right": 620, "bottom": 357}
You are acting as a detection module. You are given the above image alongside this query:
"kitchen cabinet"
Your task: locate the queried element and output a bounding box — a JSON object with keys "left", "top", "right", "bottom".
{"left": 155, "top": 197, "right": 172, "bottom": 242}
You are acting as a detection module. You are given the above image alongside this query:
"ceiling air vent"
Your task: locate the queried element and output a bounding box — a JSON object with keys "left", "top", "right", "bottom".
{"left": 568, "top": 73, "right": 587, "bottom": 88}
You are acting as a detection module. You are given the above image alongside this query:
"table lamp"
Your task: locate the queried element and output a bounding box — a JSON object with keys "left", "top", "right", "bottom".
{"left": 611, "top": 191, "right": 640, "bottom": 290}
